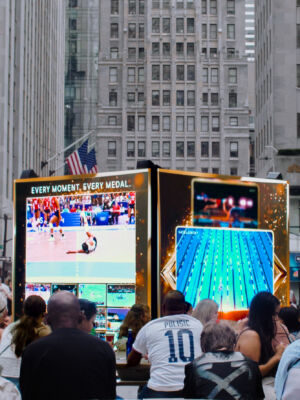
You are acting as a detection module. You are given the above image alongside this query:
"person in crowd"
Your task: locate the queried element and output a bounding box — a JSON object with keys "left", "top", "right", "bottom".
{"left": 0, "top": 295, "right": 50, "bottom": 387}
{"left": 185, "top": 302, "right": 193, "bottom": 315}
{"left": 78, "top": 299, "right": 97, "bottom": 334}
{"left": 127, "top": 290, "right": 203, "bottom": 399}
{"left": 275, "top": 338, "right": 300, "bottom": 400}
{"left": 183, "top": 321, "right": 264, "bottom": 399}
{"left": 0, "top": 366, "right": 21, "bottom": 400}
{"left": 19, "top": 291, "right": 116, "bottom": 400}
{"left": 192, "top": 298, "right": 218, "bottom": 326}
{"left": 0, "top": 294, "right": 9, "bottom": 340}
{"left": 290, "top": 290, "right": 298, "bottom": 309}
{"left": 278, "top": 306, "right": 300, "bottom": 341}
{"left": 0, "top": 278, "right": 12, "bottom": 316}
{"left": 116, "top": 304, "right": 150, "bottom": 351}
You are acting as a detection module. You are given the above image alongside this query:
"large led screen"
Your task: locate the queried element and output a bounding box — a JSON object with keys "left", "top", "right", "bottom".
{"left": 14, "top": 171, "right": 150, "bottom": 318}
{"left": 176, "top": 227, "right": 273, "bottom": 311}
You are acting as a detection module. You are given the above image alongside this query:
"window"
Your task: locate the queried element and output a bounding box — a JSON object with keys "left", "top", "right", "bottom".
{"left": 138, "top": 0, "right": 144, "bottom": 14}
{"left": 163, "top": 90, "right": 171, "bottom": 106}
{"left": 127, "top": 67, "right": 135, "bottom": 83}
{"left": 110, "top": 47, "right": 118, "bottom": 59}
{"left": 202, "top": 93, "right": 208, "bottom": 105}
{"left": 297, "top": 65, "right": 300, "bottom": 88}
{"left": 163, "top": 65, "right": 171, "bottom": 80}
{"left": 187, "top": 116, "right": 195, "bottom": 131}
{"left": 111, "top": 0, "right": 119, "bottom": 14}
{"left": 110, "top": 23, "right": 118, "bottom": 38}
{"left": 202, "top": 24, "right": 207, "bottom": 39}
{"left": 108, "top": 141, "right": 117, "bottom": 157}
{"left": 163, "top": 0, "right": 170, "bottom": 9}
{"left": 202, "top": 0, "right": 207, "bottom": 14}
{"left": 138, "top": 116, "right": 146, "bottom": 131}
{"left": 152, "top": 90, "right": 160, "bottom": 106}
{"left": 298, "top": 0, "right": 300, "bottom": 6}
{"left": 187, "top": 91, "right": 195, "bottom": 106}
{"left": 211, "top": 93, "right": 219, "bottom": 106}
{"left": 211, "top": 68, "right": 219, "bottom": 84}
{"left": 176, "top": 142, "right": 184, "bottom": 157}
{"left": 152, "top": 65, "right": 160, "bottom": 80}
{"left": 176, "top": 0, "right": 184, "bottom": 8}
{"left": 227, "top": 48, "right": 235, "bottom": 58}
{"left": 152, "top": 18, "right": 160, "bottom": 33}
{"left": 138, "top": 68, "right": 144, "bottom": 83}
{"left": 152, "top": 0, "right": 160, "bottom": 8}
{"left": 127, "top": 115, "right": 135, "bottom": 131}
{"left": 163, "top": 42, "right": 171, "bottom": 56}
{"left": 230, "top": 116, "right": 238, "bottom": 126}
{"left": 138, "top": 92, "right": 144, "bottom": 103}
{"left": 187, "top": 0, "right": 194, "bottom": 9}
{"left": 212, "top": 116, "right": 219, "bottom": 131}
{"left": 187, "top": 142, "right": 195, "bottom": 157}
{"left": 201, "top": 116, "right": 209, "bottom": 131}
{"left": 69, "top": 0, "right": 77, "bottom": 7}
{"left": 176, "top": 90, "right": 184, "bottom": 106}
{"left": 228, "top": 68, "right": 237, "bottom": 83}
{"left": 210, "top": 24, "right": 217, "bottom": 39}
{"left": 152, "top": 116, "right": 160, "bottom": 131}
{"left": 69, "top": 18, "right": 77, "bottom": 30}
{"left": 229, "top": 92, "right": 237, "bottom": 107}
{"left": 152, "top": 142, "right": 160, "bottom": 157}
{"left": 201, "top": 141, "right": 209, "bottom": 157}
{"left": 139, "top": 24, "right": 144, "bottom": 39}
{"left": 210, "top": 0, "right": 217, "bottom": 15}
{"left": 127, "top": 92, "right": 135, "bottom": 103}
{"left": 138, "top": 47, "right": 145, "bottom": 59}
{"left": 152, "top": 42, "right": 160, "bottom": 55}
{"left": 109, "top": 67, "right": 117, "bottom": 83}
{"left": 230, "top": 167, "right": 238, "bottom": 176}
{"left": 212, "top": 142, "right": 220, "bottom": 157}
{"left": 212, "top": 168, "right": 219, "bottom": 174}
{"left": 227, "top": 0, "right": 235, "bottom": 15}
{"left": 108, "top": 116, "right": 117, "bottom": 126}
{"left": 298, "top": 113, "right": 300, "bottom": 138}
{"left": 202, "top": 47, "right": 207, "bottom": 56}
{"left": 163, "top": 18, "right": 170, "bottom": 33}
{"left": 227, "top": 24, "right": 235, "bottom": 40}
{"left": 176, "top": 116, "right": 184, "bottom": 132}
{"left": 109, "top": 91, "right": 117, "bottom": 106}
{"left": 163, "top": 141, "right": 171, "bottom": 157}
{"left": 176, "top": 43, "right": 184, "bottom": 56}
{"left": 176, "top": 65, "right": 184, "bottom": 80}
{"left": 202, "top": 168, "right": 209, "bottom": 173}
{"left": 187, "top": 65, "right": 195, "bottom": 81}
{"left": 128, "top": 48, "right": 136, "bottom": 59}
{"left": 210, "top": 48, "right": 217, "bottom": 58}
{"left": 129, "top": 0, "right": 136, "bottom": 14}
{"left": 127, "top": 141, "right": 135, "bottom": 157}
{"left": 203, "top": 68, "right": 208, "bottom": 83}
{"left": 138, "top": 141, "right": 146, "bottom": 157}
{"left": 187, "top": 43, "right": 195, "bottom": 57}
{"left": 230, "top": 141, "right": 238, "bottom": 157}
{"left": 163, "top": 116, "right": 170, "bottom": 131}
{"left": 128, "top": 23, "right": 136, "bottom": 38}
{"left": 176, "top": 18, "right": 184, "bottom": 33}
{"left": 187, "top": 18, "right": 195, "bottom": 33}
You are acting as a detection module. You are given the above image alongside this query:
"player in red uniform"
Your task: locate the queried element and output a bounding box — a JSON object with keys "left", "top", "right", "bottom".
{"left": 42, "top": 197, "right": 51, "bottom": 229}
{"left": 31, "top": 198, "right": 41, "bottom": 231}
{"left": 49, "top": 197, "right": 64, "bottom": 241}
{"left": 127, "top": 192, "right": 135, "bottom": 223}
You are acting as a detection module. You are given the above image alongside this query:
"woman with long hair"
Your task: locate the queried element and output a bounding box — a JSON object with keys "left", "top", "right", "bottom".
{"left": 78, "top": 299, "right": 97, "bottom": 334}
{"left": 118, "top": 304, "right": 150, "bottom": 340}
{"left": 236, "top": 291, "right": 285, "bottom": 377}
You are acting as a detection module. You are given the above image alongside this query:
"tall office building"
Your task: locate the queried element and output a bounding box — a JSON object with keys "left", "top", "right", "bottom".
{"left": 245, "top": 0, "right": 255, "bottom": 61}
{"left": 0, "top": 0, "right": 65, "bottom": 263}
{"left": 65, "top": 0, "right": 99, "bottom": 161}
{"left": 97, "top": 0, "right": 251, "bottom": 175}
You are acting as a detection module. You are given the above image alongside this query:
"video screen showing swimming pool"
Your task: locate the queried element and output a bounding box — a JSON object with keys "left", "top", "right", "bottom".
{"left": 176, "top": 227, "right": 273, "bottom": 311}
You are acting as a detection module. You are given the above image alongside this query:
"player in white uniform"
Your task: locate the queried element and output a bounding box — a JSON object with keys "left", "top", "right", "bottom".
{"left": 127, "top": 290, "right": 203, "bottom": 398}
{"left": 66, "top": 217, "right": 97, "bottom": 255}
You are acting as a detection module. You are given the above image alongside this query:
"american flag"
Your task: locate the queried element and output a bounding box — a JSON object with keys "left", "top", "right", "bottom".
{"left": 66, "top": 140, "right": 98, "bottom": 175}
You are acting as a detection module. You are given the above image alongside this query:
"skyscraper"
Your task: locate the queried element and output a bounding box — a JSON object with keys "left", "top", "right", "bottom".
{"left": 97, "top": 0, "right": 251, "bottom": 175}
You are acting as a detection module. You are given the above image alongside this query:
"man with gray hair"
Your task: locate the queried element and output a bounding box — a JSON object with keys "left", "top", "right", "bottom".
{"left": 19, "top": 291, "right": 116, "bottom": 400}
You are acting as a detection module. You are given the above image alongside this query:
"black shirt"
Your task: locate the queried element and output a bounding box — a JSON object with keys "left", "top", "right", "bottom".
{"left": 20, "top": 328, "right": 116, "bottom": 400}
{"left": 183, "top": 351, "right": 264, "bottom": 400}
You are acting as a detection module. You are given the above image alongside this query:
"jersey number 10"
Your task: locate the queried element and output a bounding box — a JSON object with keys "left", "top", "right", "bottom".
{"left": 165, "top": 329, "right": 195, "bottom": 363}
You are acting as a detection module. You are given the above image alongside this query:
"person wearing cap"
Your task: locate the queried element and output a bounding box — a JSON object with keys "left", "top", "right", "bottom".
{"left": 127, "top": 290, "right": 203, "bottom": 398}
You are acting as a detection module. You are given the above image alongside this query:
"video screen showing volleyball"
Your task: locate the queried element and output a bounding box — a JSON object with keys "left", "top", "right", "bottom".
{"left": 176, "top": 227, "right": 273, "bottom": 311}
{"left": 25, "top": 192, "right": 136, "bottom": 284}
{"left": 192, "top": 180, "right": 258, "bottom": 228}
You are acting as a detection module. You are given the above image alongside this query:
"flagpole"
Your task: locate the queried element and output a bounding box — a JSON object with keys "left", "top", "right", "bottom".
{"left": 41, "top": 129, "right": 96, "bottom": 169}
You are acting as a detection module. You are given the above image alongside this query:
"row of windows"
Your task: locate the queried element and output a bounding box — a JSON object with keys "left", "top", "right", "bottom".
{"left": 122, "top": 140, "right": 238, "bottom": 158}
{"left": 128, "top": 23, "right": 144, "bottom": 39}
{"left": 152, "top": 17, "right": 194, "bottom": 34}
{"left": 107, "top": 115, "right": 239, "bottom": 129}
{"left": 202, "top": 24, "right": 235, "bottom": 40}
{"left": 109, "top": 90, "right": 238, "bottom": 108}
{"left": 111, "top": 0, "right": 144, "bottom": 15}
{"left": 152, "top": 0, "right": 195, "bottom": 9}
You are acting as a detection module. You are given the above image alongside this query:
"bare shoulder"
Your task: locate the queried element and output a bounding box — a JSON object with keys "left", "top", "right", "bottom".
{"left": 239, "top": 329, "right": 260, "bottom": 340}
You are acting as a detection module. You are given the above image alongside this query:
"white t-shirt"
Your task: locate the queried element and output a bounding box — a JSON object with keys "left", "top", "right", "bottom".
{"left": 0, "top": 322, "right": 21, "bottom": 378}
{"left": 133, "top": 314, "right": 203, "bottom": 391}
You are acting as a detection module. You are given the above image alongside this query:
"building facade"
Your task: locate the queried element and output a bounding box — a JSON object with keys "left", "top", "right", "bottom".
{"left": 0, "top": 0, "right": 65, "bottom": 263}
{"left": 65, "top": 0, "right": 99, "bottom": 163}
{"left": 97, "top": 0, "right": 251, "bottom": 174}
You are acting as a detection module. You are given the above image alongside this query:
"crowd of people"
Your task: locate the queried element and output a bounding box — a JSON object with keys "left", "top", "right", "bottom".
{"left": 0, "top": 289, "right": 300, "bottom": 399}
